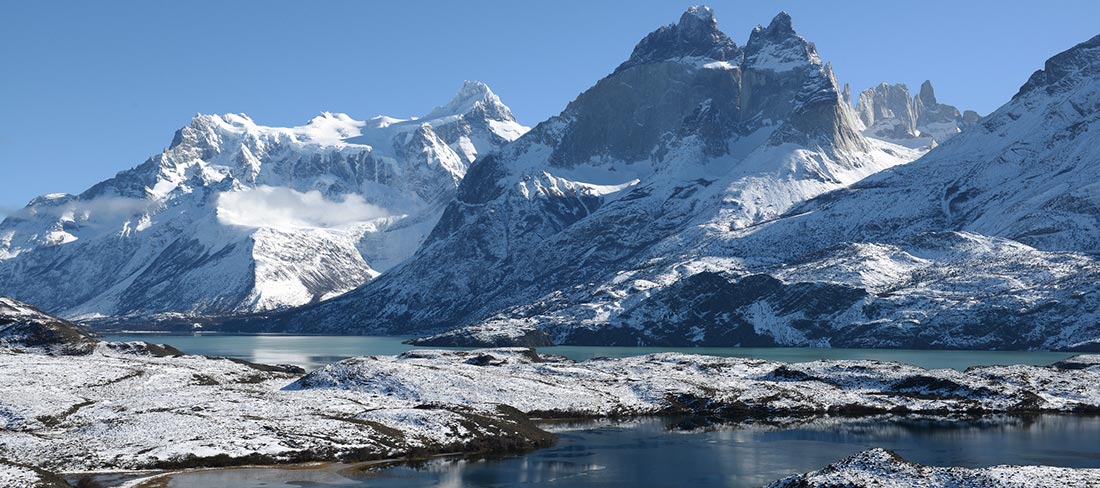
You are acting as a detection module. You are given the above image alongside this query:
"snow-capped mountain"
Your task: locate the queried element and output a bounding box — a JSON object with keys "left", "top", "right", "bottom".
{"left": 0, "top": 81, "right": 527, "bottom": 320}
{"left": 498, "top": 32, "right": 1100, "bottom": 351}
{"left": 855, "top": 80, "right": 979, "bottom": 147}
{"left": 673, "top": 33, "right": 1100, "bottom": 351}
{"left": 259, "top": 7, "right": 923, "bottom": 336}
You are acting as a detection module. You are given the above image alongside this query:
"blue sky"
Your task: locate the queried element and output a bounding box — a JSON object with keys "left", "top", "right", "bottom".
{"left": 2, "top": 0, "right": 1098, "bottom": 214}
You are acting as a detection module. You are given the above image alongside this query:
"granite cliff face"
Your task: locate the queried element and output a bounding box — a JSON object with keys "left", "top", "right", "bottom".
{"left": 856, "top": 80, "right": 979, "bottom": 147}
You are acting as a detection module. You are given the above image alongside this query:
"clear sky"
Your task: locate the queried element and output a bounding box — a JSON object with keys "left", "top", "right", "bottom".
{"left": 2, "top": 0, "right": 1098, "bottom": 215}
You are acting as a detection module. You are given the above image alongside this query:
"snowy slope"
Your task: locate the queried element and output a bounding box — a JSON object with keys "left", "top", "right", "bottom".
{"left": 260, "top": 7, "right": 924, "bottom": 336}
{"left": 0, "top": 82, "right": 527, "bottom": 319}
{"left": 296, "top": 348, "right": 1100, "bottom": 416}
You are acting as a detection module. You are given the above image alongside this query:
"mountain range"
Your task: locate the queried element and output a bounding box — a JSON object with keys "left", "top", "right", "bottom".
{"left": 0, "top": 82, "right": 526, "bottom": 320}
{"left": 3, "top": 6, "right": 1099, "bottom": 351}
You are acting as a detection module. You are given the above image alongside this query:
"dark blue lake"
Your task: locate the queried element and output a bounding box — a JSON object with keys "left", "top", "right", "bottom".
{"left": 148, "top": 415, "right": 1100, "bottom": 487}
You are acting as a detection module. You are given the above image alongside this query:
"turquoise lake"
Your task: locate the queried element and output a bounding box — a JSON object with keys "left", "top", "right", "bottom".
{"left": 103, "top": 333, "right": 1076, "bottom": 371}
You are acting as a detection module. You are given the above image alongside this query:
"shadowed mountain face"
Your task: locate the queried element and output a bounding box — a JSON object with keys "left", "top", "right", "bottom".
{"left": 260, "top": 7, "right": 922, "bottom": 338}
{"left": 0, "top": 82, "right": 527, "bottom": 320}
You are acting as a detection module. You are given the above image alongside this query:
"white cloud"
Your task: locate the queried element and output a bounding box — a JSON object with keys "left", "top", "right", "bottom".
{"left": 12, "top": 196, "right": 153, "bottom": 222}
{"left": 216, "top": 186, "right": 389, "bottom": 229}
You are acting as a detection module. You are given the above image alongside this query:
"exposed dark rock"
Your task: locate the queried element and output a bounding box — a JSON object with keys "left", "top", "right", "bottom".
{"left": 408, "top": 325, "right": 555, "bottom": 348}
{"left": 0, "top": 297, "right": 97, "bottom": 355}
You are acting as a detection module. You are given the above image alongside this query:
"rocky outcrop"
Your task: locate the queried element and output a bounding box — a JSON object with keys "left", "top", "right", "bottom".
{"left": 0, "top": 297, "right": 96, "bottom": 355}
{"left": 913, "top": 80, "right": 980, "bottom": 142}
{"left": 408, "top": 323, "right": 555, "bottom": 347}
{"left": 765, "top": 448, "right": 1100, "bottom": 488}
{"left": 857, "top": 83, "right": 920, "bottom": 140}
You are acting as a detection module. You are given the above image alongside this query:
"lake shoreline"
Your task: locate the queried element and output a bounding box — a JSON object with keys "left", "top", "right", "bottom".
{"left": 4, "top": 332, "right": 1100, "bottom": 487}
{"left": 72, "top": 414, "right": 1100, "bottom": 488}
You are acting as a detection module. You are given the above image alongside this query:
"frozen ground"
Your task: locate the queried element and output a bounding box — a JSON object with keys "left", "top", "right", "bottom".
{"left": 0, "top": 345, "right": 551, "bottom": 473}
{"left": 297, "top": 348, "right": 1100, "bottom": 416}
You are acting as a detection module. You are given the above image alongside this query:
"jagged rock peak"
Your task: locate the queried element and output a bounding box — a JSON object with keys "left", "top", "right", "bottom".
{"left": 682, "top": 4, "right": 716, "bottom": 23}
{"left": 742, "top": 11, "right": 821, "bottom": 72}
{"left": 676, "top": 5, "right": 722, "bottom": 38}
{"left": 855, "top": 79, "right": 980, "bottom": 145}
{"left": 425, "top": 80, "right": 516, "bottom": 121}
{"left": 917, "top": 79, "right": 938, "bottom": 106}
{"left": 856, "top": 83, "right": 916, "bottom": 132}
{"left": 748, "top": 11, "right": 797, "bottom": 44}
{"left": 614, "top": 5, "right": 738, "bottom": 73}
{"left": 1017, "top": 34, "right": 1100, "bottom": 98}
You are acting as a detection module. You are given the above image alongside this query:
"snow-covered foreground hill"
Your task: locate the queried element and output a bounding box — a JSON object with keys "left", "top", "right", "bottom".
{"left": 0, "top": 81, "right": 526, "bottom": 320}
{"left": 1, "top": 344, "right": 1099, "bottom": 482}
{"left": 1, "top": 300, "right": 1098, "bottom": 486}
{"left": 0, "top": 459, "right": 71, "bottom": 488}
